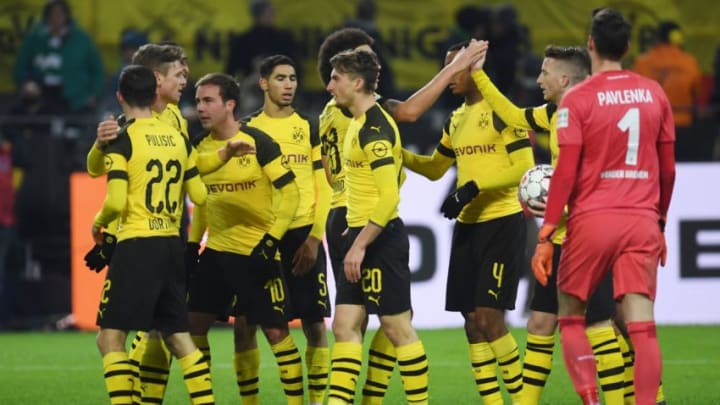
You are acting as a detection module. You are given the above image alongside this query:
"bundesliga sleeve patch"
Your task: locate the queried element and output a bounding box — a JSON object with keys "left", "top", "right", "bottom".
{"left": 556, "top": 107, "right": 569, "bottom": 128}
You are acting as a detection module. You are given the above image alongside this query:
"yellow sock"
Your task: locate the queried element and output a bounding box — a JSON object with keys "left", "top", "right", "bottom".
{"left": 271, "top": 335, "right": 304, "bottom": 405}
{"left": 362, "top": 328, "right": 396, "bottom": 405}
{"left": 102, "top": 351, "right": 133, "bottom": 405}
{"left": 468, "top": 342, "right": 503, "bottom": 405}
{"left": 234, "top": 349, "right": 260, "bottom": 405}
{"left": 520, "top": 333, "right": 555, "bottom": 405}
{"left": 178, "top": 349, "right": 214, "bottom": 404}
{"left": 191, "top": 335, "right": 212, "bottom": 366}
{"left": 616, "top": 333, "right": 635, "bottom": 404}
{"left": 328, "top": 341, "right": 363, "bottom": 404}
{"left": 127, "top": 331, "right": 145, "bottom": 403}
{"left": 307, "top": 345, "right": 330, "bottom": 404}
{"left": 489, "top": 333, "right": 523, "bottom": 404}
{"left": 657, "top": 381, "right": 666, "bottom": 403}
{"left": 140, "top": 336, "right": 172, "bottom": 404}
{"left": 587, "top": 326, "right": 625, "bottom": 405}
{"left": 396, "top": 340, "right": 429, "bottom": 404}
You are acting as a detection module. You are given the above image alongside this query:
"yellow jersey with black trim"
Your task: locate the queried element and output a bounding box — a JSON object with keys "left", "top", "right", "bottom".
{"left": 439, "top": 100, "right": 530, "bottom": 223}
{"left": 344, "top": 103, "right": 405, "bottom": 228}
{"left": 319, "top": 98, "right": 353, "bottom": 209}
{"left": 471, "top": 70, "right": 566, "bottom": 242}
{"left": 194, "top": 125, "right": 295, "bottom": 255}
{"left": 244, "top": 110, "right": 320, "bottom": 229}
{"left": 103, "top": 117, "right": 198, "bottom": 241}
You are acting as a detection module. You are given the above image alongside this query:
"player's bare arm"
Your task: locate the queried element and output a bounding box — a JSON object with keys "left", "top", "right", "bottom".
{"left": 384, "top": 39, "right": 488, "bottom": 122}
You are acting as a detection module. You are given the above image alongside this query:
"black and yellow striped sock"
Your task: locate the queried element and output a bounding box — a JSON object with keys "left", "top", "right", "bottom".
{"left": 489, "top": 332, "right": 523, "bottom": 404}
{"left": 521, "top": 333, "right": 555, "bottom": 405}
{"left": 396, "top": 340, "right": 429, "bottom": 404}
{"left": 178, "top": 349, "right": 214, "bottom": 404}
{"left": 587, "top": 326, "right": 625, "bottom": 405}
{"left": 306, "top": 345, "right": 330, "bottom": 404}
{"left": 616, "top": 333, "right": 635, "bottom": 404}
{"left": 191, "top": 335, "right": 212, "bottom": 366}
{"left": 657, "top": 382, "right": 666, "bottom": 404}
{"left": 271, "top": 335, "right": 304, "bottom": 405}
{"left": 127, "top": 332, "right": 145, "bottom": 403}
{"left": 328, "top": 341, "right": 362, "bottom": 405}
{"left": 469, "top": 342, "right": 503, "bottom": 405}
{"left": 362, "top": 328, "right": 396, "bottom": 405}
{"left": 139, "top": 336, "right": 171, "bottom": 404}
{"left": 234, "top": 349, "right": 260, "bottom": 405}
{"left": 102, "top": 351, "right": 134, "bottom": 405}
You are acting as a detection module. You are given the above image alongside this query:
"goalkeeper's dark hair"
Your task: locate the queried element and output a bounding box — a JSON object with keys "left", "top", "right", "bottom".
{"left": 544, "top": 45, "right": 591, "bottom": 83}
{"left": 330, "top": 50, "right": 380, "bottom": 94}
{"left": 318, "top": 28, "right": 374, "bottom": 86}
{"left": 590, "top": 8, "right": 631, "bottom": 61}
{"left": 118, "top": 65, "right": 157, "bottom": 108}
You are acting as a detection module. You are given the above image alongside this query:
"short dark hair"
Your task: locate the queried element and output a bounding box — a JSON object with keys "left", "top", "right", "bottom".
{"left": 317, "top": 28, "right": 374, "bottom": 86}
{"left": 195, "top": 73, "right": 240, "bottom": 112}
{"left": 131, "top": 43, "right": 188, "bottom": 74}
{"left": 590, "top": 8, "right": 631, "bottom": 61}
{"left": 657, "top": 20, "right": 681, "bottom": 44}
{"left": 118, "top": 65, "right": 156, "bottom": 108}
{"left": 259, "top": 55, "right": 297, "bottom": 79}
{"left": 544, "top": 45, "right": 591, "bottom": 82}
{"left": 329, "top": 50, "right": 379, "bottom": 93}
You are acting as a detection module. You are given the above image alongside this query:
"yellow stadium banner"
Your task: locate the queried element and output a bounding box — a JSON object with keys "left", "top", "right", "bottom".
{"left": 3, "top": 1, "right": 719, "bottom": 96}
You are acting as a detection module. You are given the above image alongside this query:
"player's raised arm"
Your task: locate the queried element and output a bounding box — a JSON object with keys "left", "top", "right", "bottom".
{"left": 401, "top": 117, "right": 456, "bottom": 180}
{"left": 383, "top": 39, "right": 487, "bottom": 123}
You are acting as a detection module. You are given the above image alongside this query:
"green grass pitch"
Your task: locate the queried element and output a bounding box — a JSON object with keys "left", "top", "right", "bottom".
{"left": 0, "top": 326, "right": 718, "bottom": 404}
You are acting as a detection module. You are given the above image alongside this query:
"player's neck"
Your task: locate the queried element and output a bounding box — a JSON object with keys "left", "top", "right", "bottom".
{"left": 122, "top": 106, "right": 153, "bottom": 120}
{"left": 211, "top": 119, "right": 241, "bottom": 140}
{"left": 348, "top": 93, "right": 376, "bottom": 118}
{"left": 263, "top": 101, "right": 294, "bottom": 118}
{"left": 464, "top": 91, "right": 483, "bottom": 105}
{"left": 592, "top": 59, "right": 623, "bottom": 74}
{"left": 152, "top": 99, "right": 169, "bottom": 114}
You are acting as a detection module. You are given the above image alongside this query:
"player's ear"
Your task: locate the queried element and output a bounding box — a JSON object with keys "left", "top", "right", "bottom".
{"left": 587, "top": 36, "right": 595, "bottom": 51}
{"left": 259, "top": 77, "right": 268, "bottom": 92}
{"left": 352, "top": 76, "right": 364, "bottom": 92}
{"left": 116, "top": 91, "right": 124, "bottom": 105}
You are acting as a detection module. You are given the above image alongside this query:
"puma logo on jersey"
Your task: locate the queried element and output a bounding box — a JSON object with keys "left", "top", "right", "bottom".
{"left": 318, "top": 300, "right": 327, "bottom": 309}
{"left": 368, "top": 295, "right": 381, "bottom": 306}
{"left": 487, "top": 289, "right": 499, "bottom": 300}
{"left": 369, "top": 125, "right": 381, "bottom": 132}
{"left": 273, "top": 305, "right": 285, "bottom": 316}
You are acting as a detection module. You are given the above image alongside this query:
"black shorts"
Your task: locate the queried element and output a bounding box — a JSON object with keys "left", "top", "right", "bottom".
{"left": 326, "top": 206, "right": 348, "bottom": 284}
{"left": 97, "top": 236, "right": 188, "bottom": 335}
{"left": 529, "top": 244, "right": 616, "bottom": 324}
{"left": 446, "top": 213, "right": 525, "bottom": 312}
{"left": 187, "top": 248, "right": 289, "bottom": 327}
{"left": 279, "top": 225, "right": 330, "bottom": 321}
{"left": 337, "top": 218, "right": 411, "bottom": 316}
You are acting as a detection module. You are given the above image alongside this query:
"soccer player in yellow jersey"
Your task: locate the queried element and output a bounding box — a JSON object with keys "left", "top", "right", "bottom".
{"left": 317, "top": 28, "right": 486, "bottom": 404}
{"left": 84, "top": 43, "right": 254, "bottom": 403}
{"left": 185, "top": 72, "right": 305, "bottom": 405}
{"left": 92, "top": 65, "right": 213, "bottom": 405}
{"left": 402, "top": 41, "right": 534, "bottom": 405}
{"left": 242, "top": 55, "right": 332, "bottom": 405}
{"left": 324, "top": 50, "right": 429, "bottom": 405}
{"left": 471, "top": 43, "right": 635, "bottom": 405}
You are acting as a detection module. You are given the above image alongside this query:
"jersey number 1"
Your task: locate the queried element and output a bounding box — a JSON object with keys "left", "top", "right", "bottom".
{"left": 617, "top": 107, "right": 639, "bottom": 166}
{"left": 145, "top": 159, "right": 182, "bottom": 214}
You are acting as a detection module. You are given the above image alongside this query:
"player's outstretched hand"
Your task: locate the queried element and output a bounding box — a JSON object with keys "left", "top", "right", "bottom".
{"left": 440, "top": 180, "right": 479, "bottom": 219}
{"left": 450, "top": 39, "right": 488, "bottom": 74}
{"left": 84, "top": 232, "right": 117, "bottom": 273}
{"left": 531, "top": 241, "right": 554, "bottom": 286}
{"left": 226, "top": 140, "right": 256, "bottom": 157}
{"left": 526, "top": 198, "right": 547, "bottom": 217}
{"left": 96, "top": 115, "right": 119, "bottom": 148}
{"left": 251, "top": 233, "right": 280, "bottom": 263}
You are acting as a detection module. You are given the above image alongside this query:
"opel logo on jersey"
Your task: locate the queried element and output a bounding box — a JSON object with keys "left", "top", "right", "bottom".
{"left": 371, "top": 141, "right": 389, "bottom": 157}
{"left": 292, "top": 126, "right": 305, "bottom": 143}
{"left": 514, "top": 128, "right": 526, "bottom": 138}
{"left": 104, "top": 155, "right": 113, "bottom": 171}
{"left": 479, "top": 112, "right": 490, "bottom": 129}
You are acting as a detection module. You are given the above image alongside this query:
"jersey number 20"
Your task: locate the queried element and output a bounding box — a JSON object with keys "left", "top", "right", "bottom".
{"left": 145, "top": 158, "right": 182, "bottom": 214}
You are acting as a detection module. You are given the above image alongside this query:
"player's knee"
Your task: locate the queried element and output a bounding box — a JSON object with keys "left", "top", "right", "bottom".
{"left": 259, "top": 326, "right": 288, "bottom": 346}
{"left": 302, "top": 320, "right": 327, "bottom": 346}
{"left": 96, "top": 329, "right": 127, "bottom": 355}
{"left": 473, "top": 308, "right": 507, "bottom": 341}
{"left": 378, "top": 319, "right": 417, "bottom": 347}
{"left": 527, "top": 311, "right": 558, "bottom": 335}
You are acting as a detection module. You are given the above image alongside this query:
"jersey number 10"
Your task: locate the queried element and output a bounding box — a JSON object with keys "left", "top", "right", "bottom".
{"left": 145, "top": 158, "right": 182, "bottom": 214}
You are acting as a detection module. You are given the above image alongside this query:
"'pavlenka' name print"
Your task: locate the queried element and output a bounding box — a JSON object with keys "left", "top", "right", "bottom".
{"left": 597, "top": 89, "right": 654, "bottom": 106}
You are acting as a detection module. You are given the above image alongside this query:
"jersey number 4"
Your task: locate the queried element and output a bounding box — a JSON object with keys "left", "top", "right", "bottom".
{"left": 145, "top": 158, "right": 182, "bottom": 214}
{"left": 617, "top": 107, "right": 639, "bottom": 166}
